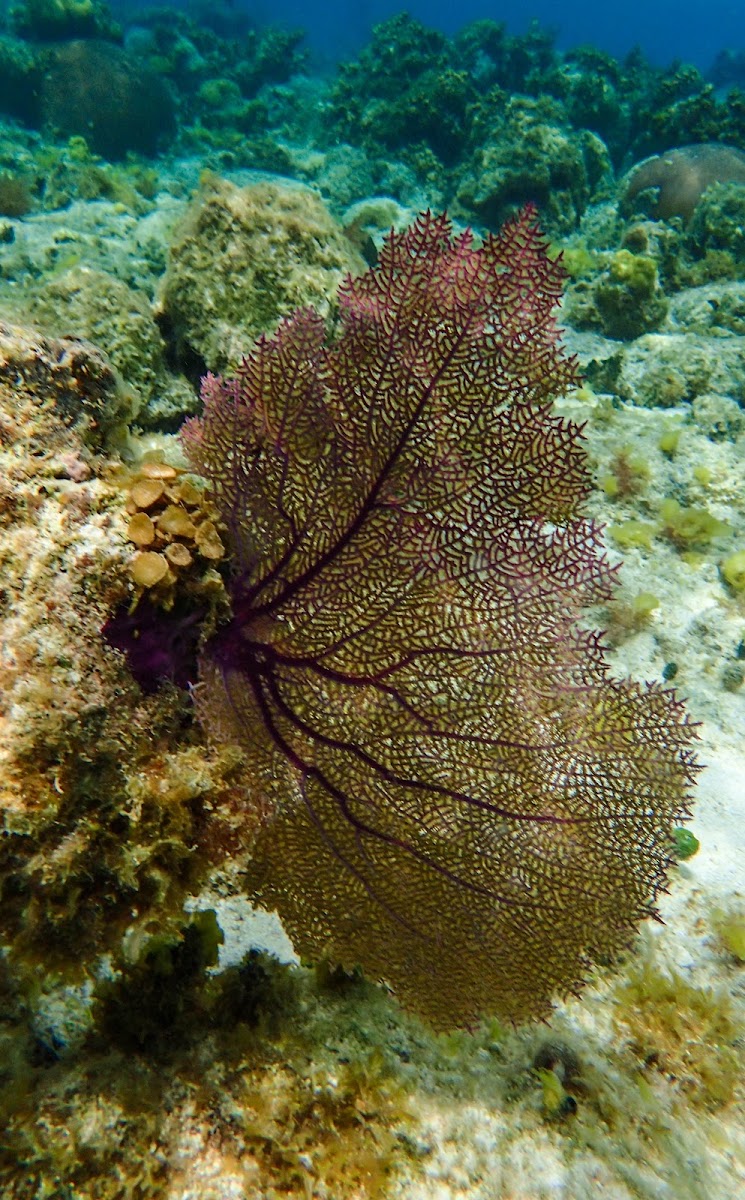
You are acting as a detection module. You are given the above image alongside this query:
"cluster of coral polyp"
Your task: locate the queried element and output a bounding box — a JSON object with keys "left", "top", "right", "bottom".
{"left": 124, "top": 460, "right": 225, "bottom": 595}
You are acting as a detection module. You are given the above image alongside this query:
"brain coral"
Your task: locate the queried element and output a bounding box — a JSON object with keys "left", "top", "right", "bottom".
{"left": 622, "top": 143, "right": 745, "bottom": 222}
{"left": 40, "top": 39, "right": 175, "bottom": 160}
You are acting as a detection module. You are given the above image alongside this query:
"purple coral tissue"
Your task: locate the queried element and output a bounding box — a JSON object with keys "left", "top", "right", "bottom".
{"left": 182, "top": 207, "right": 698, "bottom": 1028}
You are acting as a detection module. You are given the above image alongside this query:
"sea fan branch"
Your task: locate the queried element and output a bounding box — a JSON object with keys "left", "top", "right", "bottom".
{"left": 184, "top": 207, "right": 699, "bottom": 1027}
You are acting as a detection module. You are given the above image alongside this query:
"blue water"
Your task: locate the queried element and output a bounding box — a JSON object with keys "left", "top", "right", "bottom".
{"left": 106, "top": 0, "right": 743, "bottom": 70}
{"left": 196, "top": 0, "right": 740, "bottom": 70}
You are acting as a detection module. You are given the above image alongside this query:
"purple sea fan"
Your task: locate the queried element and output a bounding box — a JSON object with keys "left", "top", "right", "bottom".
{"left": 182, "top": 207, "right": 698, "bottom": 1028}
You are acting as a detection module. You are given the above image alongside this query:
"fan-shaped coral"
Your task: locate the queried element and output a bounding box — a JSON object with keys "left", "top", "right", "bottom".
{"left": 183, "top": 208, "right": 698, "bottom": 1028}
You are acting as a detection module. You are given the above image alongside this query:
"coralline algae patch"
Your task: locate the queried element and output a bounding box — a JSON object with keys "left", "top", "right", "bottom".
{"left": 0, "top": 321, "right": 252, "bottom": 989}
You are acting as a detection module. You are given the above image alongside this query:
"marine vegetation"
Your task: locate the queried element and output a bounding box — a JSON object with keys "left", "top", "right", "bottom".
{"left": 182, "top": 207, "right": 699, "bottom": 1029}
{"left": 9, "top": 0, "right": 116, "bottom": 42}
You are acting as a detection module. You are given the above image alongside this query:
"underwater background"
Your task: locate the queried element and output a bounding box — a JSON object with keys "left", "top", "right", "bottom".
{"left": 104, "top": 0, "right": 745, "bottom": 70}
{"left": 0, "top": 1, "right": 744, "bottom": 1198}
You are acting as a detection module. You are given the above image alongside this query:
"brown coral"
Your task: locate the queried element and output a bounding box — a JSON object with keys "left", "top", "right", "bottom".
{"left": 622, "top": 143, "right": 745, "bottom": 222}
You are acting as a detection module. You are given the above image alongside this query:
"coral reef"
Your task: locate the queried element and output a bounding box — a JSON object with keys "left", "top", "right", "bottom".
{"left": 329, "top": 14, "right": 454, "bottom": 152}
{"left": 9, "top": 0, "right": 118, "bottom": 42}
{"left": 627, "top": 64, "right": 745, "bottom": 160}
{"left": 0, "top": 7, "right": 743, "bottom": 1195}
{"left": 456, "top": 94, "right": 611, "bottom": 233}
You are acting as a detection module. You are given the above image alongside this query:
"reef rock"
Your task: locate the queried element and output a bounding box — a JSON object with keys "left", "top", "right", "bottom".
{"left": 0, "top": 319, "right": 126, "bottom": 446}
{"left": 157, "top": 176, "right": 366, "bottom": 377}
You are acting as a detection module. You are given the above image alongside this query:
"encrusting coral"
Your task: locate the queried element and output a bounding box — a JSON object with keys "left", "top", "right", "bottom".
{"left": 183, "top": 207, "right": 699, "bottom": 1029}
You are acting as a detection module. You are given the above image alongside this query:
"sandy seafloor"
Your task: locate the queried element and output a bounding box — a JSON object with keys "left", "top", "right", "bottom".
{"left": 0, "top": 158, "right": 744, "bottom": 1199}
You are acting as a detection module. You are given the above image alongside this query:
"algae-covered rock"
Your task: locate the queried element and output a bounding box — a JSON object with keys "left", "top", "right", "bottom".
{"left": 617, "top": 332, "right": 745, "bottom": 408}
{"left": 157, "top": 175, "right": 366, "bottom": 374}
{"left": 455, "top": 95, "right": 611, "bottom": 233}
{"left": 332, "top": 16, "right": 474, "bottom": 167}
{"left": 329, "top": 13, "right": 453, "bottom": 153}
{"left": 669, "top": 282, "right": 745, "bottom": 337}
{"left": 0, "top": 318, "right": 126, "bottom": 445}
{"left": 593, "top": 249, "right": 670, "bottom": 340}
{"left": 9, "top": 0, "right": 118, "bottom": 42}
{"left": 0, "top": 325, "right": 241, "bottom": 991}
{"left": 686, "top": 180, "right": 745, "bottom": 262}
{"left": 0, "top": 34, "right": 40, "bottom": 124}
{"left": 691, "top": 392, "right": 745, "bottom": 441}
{"left": 39, "top": 40, "right": 175, "bottom": 160}
{"left": 563, "top": 248, "right": 669, "bottom": 342}
{"left": 18, "top": 266, "right": 197, "bottom": 428}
